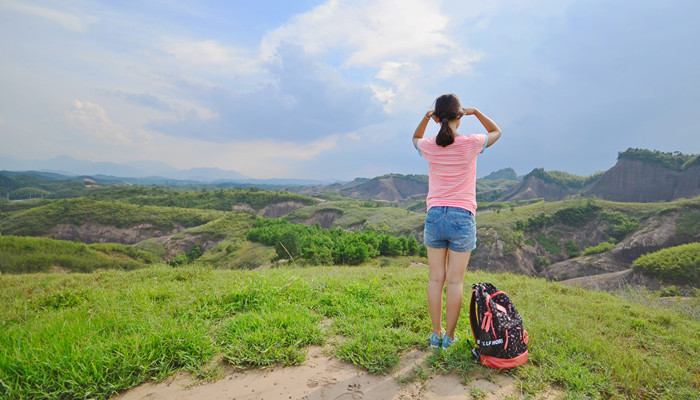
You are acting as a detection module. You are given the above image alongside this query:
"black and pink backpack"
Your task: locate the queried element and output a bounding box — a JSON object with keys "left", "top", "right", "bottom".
{"left": 469, "top": 282, "right": 529, "bottom": 369}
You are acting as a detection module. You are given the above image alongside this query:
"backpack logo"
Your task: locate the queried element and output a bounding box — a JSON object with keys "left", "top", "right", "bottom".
{"left": 469, "top": 282, "right": 529, "bottom": 369}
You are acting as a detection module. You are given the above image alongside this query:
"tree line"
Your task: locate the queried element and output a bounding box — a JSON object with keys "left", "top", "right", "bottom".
{"left": 247, "top": 218, "right": 425, "bottom": 265}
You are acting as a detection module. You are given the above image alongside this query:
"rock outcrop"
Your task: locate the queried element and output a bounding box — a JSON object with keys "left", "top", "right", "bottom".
{"left": 497, "top": 175, "right": 587, "bottom": 201}
{"left": 257, "top": 201, "right": 309, "bottom": 218}
{"left": 586, "top": 159, "right": 700, "bottom": 202}
{"left": 469, "top": 207, "right": 699, "bottom": 291}
{"left": 46, "top": 222, "right": 185, "bottom": 245}
{"left": 339, "top": 175, "right": 428, "bottom": 203}
{"left": 498, "top": 150, "right": 700, "bottom": 203}
{"left": 534, "top": 211, "right": 699, "bottom": 288}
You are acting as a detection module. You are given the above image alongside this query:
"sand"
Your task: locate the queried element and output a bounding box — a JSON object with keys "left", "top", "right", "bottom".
{"left": 114, "top": 347, "right": 563, "bottom": 400}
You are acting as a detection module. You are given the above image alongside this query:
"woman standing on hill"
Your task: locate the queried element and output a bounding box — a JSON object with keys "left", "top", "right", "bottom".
{"left": 412, "top": 93, "right": 502, "bottom": 349}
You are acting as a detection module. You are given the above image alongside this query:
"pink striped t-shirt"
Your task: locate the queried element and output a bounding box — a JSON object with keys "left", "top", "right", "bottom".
{"left": 417, "top": 134, "right": 488, "bottom": 214}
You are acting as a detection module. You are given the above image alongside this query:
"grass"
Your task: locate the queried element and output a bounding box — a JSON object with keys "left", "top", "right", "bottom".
{"left": 285, "top": 200, "right": 426, "bottom": 236}
{"left": 1, "top": 264, "right": 698, "bottom": 399}
{"left": 0, "top": 236, "right": 154, "bottom": 273}
{"left": 0, "top": 197, "right": 224, "bottom": 236}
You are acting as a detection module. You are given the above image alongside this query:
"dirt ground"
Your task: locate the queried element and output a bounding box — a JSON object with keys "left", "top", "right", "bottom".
{"left": 114, "top": 347, "right": 563, "bottom": 400}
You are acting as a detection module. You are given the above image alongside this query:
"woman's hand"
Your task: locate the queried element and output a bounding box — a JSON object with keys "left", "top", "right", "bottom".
{"left": 425, "top": 110, "right": 434, "bottom": 119}
{"left": 462, "top": 107, "right": 476, "bottom": 116}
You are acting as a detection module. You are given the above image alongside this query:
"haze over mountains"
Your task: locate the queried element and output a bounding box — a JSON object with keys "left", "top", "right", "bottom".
{"left": 2, "top": 148, "right": 698, "bottom": 203}
{"left": 293, "top": 149, "right": 700, "bottom": 204}
{"left": 0, "top": 154, "right": 334, "bottom": 186}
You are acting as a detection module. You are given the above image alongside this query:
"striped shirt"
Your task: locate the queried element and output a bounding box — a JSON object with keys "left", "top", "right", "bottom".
{"left": 417, "top": 134, "right": 488, "bottom": 214}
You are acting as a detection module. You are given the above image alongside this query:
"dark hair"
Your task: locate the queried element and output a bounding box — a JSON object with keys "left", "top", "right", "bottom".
{"left": 434, "top": 93, "right": 463, "bottom": 147}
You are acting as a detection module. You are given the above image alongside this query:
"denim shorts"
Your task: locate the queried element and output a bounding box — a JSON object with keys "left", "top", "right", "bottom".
{"left": 423, "top": 206, "right": 477, "bottom": 252}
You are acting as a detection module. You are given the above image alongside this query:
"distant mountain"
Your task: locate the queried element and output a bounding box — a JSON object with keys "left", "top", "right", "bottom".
{"left": 482, "top": 168, "right": 518, "bottom": 181}
{"left": 498, "top": 148, "right": 700, "bottom": 202}
{"left": 289, "top": 172, "right": 522, "bottom": 205}
{"left": 497, "top": 168, "right": 603, "bottom": 201}
{"left": 339, "top": 174, "right": 429, "bottom": 203}
{"left": 586, "top": 149, "right": 700, "bottom": 202}
{"left": 0, "top": 154, "right": 249, "bottom": 182}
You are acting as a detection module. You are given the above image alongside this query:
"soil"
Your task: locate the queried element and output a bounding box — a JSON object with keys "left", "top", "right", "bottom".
{"left": 114, "top": 347, "right": 563, "bottom": 400}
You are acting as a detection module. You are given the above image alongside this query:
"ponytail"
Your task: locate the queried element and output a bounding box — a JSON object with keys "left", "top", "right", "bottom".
{"left": 433, "top": 93, "right": 463, "bottom": 147}
{"left": 435, "top": 117, "right": 455, "bottom": 147}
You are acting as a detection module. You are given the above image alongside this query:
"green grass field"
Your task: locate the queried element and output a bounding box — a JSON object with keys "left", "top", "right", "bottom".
{"left": 0, "top": 236, "right": 158, "bottom": 273}
{"left": 1, "top": 263, "right": 697, "bottom": 399}
{"left": 285, "top": 200, "right": 426, "bottom": 236}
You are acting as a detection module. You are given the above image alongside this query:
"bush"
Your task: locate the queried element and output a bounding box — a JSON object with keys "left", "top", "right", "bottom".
{"left": 514, "top": 198, "right": 600, "bottom": 232}
{"left": 581, "top": 241, "right": 616, "bottom": 256}
{"left": 536, "top": 232, "right": 561, "bottom": 254}
{"left": 535, "top": 256, "right": 550, "bottom": 273}
{"left": 632, "top": 243, "right": 700, "bottom": 286}
{"left": 247, "top": 218, "right": 421, "bottom": 266}
{"left": 601, "top": 211, "right": 638, "bottom": 241}
{"left": 565, "top": 240, "right": 580, "bottom": 258}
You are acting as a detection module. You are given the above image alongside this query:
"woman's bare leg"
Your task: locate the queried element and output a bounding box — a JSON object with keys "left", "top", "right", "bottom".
{"left": 444, "top": 249, "right": 471, "bottom": 339}
{"left": 427, "top": 246, "right": 448, "bottom": 335}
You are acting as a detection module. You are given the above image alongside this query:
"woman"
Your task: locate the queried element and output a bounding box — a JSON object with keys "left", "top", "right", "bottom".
{"left": 412, "top": 93, "right": 501, "bottom": 349}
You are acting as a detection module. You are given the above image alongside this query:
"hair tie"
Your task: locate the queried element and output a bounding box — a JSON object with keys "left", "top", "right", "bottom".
{"left": 441, "top": 118, "right": 449, "bottom": 124}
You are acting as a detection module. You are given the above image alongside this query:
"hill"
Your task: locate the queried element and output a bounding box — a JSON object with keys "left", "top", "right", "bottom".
{"left": 471, "top": 196, "right": 700, "bottom": 292}
{"left": 0, "top": 236, "right": 158, "bottom": 273}
{"left": 338, "top": 174, "right": 429, "bottom": 203}
{"left": 481, "top": 167, "right": 519, "bottom": 181}
{"left": 1, "top": 265, "right": 697, "bottom": 399}
{"left": 499, "top": 148, "right": 700, "bottom": 202}
{"left": 289, "top": 172, "right": 520, "bottom": 205}
{"left": 586, "top": 148, "right": 700, "bottom": 202}
{"left": 497, "top": 169, "right": 603, "bottom": 201}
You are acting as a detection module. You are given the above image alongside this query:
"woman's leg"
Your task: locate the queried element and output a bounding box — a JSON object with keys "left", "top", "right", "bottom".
{"left": 444, "top": 249, "right": 471, "bottom": 339}
{"left": 427, "top": 246, "right": 448, "bottom": 335}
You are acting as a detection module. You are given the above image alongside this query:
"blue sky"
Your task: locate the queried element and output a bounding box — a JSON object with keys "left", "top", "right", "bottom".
{"left": 1, "top": 0, "right": 698, "bottom": 180}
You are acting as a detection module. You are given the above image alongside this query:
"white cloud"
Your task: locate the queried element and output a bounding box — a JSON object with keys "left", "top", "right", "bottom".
{"left": 443, "top": 54, "right": 484, "bottom": 76}
{"left": 262, "top": 0, "right": 454, "bottom": 67}
{"left": 57, "top": 99, "right": 341, "bottom": 178}
{"left": 0, "top": 1, "right": 94, "bottom": 32}
{"left": 159, "top": 38, "right": 262, "bottom": 74}
{"left": 65, "top": 100, "right": 153, "bottom": 146}
{"left": 94, "top": 131, "right": 339, "bottom": 178}
{"left": 258, "top": 0, "right": 484, "bottom": 114}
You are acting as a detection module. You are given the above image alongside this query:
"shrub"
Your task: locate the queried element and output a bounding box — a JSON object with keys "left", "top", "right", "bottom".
{"left": 536, "top": 232, "right": 561, "bottom": 254}
{"left": 535, "top": 256, "right": 550, "bottom": 273}
{"left": 565, "top": 240, "right": 580, "bottom": 258}
{"left": 601, "top": 211, "right": 638, "bottom": 241}
{"left": 581, "top": 241, "right": 616, "bottom": 256}
{"left": 632, "top": 243, "right": 700, "bottom": 286}
{"left": 247, "top": 218, "right": 421, "bottom": 266}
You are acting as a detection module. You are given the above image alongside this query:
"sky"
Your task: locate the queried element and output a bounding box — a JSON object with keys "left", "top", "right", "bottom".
{"left": 1, "top": 0, "right": 699, "bottom": 181}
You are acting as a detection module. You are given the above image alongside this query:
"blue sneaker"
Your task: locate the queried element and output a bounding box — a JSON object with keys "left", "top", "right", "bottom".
{"left": 429, "top": 332, "right": 442, "bottom": 348}
{"left": 442, "top": 335, "right": 457, "bottom": 350}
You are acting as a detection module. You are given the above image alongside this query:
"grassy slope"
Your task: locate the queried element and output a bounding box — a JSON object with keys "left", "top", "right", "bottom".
{"left": 477, "top": 197, "right": 700, "bottom": 236}
{"left": 87, "top": 186, "right": 317, "bottom": 211}
{"left": 190, "top": 213, "right": 277, "bottom": 269}
{"left": 285, "top": 200, "right": 426, "bottom": 236}
{"left": 0, "top": 198, "right": 225, "bottom": 236}
{"left": 1, "top": 264, "right": 697, "bottom": 399}
{"left": 0, "top": 236, "right": 158, "bottom": 274}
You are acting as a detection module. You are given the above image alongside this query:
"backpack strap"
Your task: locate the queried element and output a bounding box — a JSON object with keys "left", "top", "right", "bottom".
{"left": 469, "top": 284, "right": 481, "bottom": 361}
{"left": 469, "top": 284, "right": 480, "bottom": 345}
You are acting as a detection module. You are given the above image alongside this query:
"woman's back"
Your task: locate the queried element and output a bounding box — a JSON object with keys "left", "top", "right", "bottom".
{"left": 417, "top": 134, "right": 487, "bottom": 214}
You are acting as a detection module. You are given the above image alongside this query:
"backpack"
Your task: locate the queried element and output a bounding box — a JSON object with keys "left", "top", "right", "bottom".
{"left": 469, "top": 282, "right": 529, "bottom": 369}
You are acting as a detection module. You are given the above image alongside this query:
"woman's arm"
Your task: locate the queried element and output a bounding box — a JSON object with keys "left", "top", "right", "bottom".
{"left": 463, "top": 108, "right": 501, "bottom": 148}
{"left": 412, "top": 111, "right": 435, "bottom": 148}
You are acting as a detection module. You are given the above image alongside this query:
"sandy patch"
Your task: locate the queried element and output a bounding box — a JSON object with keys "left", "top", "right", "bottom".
{"left": 114, "top": 347, "right": 563, "bottom": 400}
